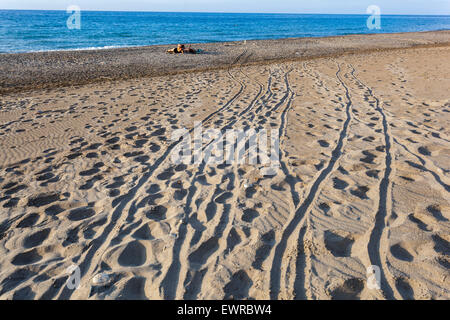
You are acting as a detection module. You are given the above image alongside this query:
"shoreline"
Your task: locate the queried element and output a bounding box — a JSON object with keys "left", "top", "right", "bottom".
{"left": 1, "top": 30, "right": 449, "bottom": 94}
{"left": 2, "top": 28, "right": 450, "bottom": 55}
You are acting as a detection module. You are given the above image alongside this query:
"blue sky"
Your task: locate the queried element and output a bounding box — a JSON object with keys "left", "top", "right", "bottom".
{"left": 1, "top": 0, "right": 449, "bottom": 15}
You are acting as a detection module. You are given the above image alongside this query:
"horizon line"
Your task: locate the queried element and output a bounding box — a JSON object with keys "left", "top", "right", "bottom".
{"left": 1, "top": 8, "right": 450, "bottom": 16}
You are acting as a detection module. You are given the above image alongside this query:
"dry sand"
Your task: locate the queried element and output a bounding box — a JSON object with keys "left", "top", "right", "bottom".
{"left": 0, "top": 34, "right": 449, "bottom": 300}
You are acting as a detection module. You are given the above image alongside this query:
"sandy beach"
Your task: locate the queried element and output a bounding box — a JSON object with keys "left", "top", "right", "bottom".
{"left": 0, "top": 31, "right": 449, "bottom": 300}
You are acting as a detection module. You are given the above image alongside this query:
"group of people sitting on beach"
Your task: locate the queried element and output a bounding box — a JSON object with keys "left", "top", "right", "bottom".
{"left": 167, "top": 44, "right": 198, "bottom": 54}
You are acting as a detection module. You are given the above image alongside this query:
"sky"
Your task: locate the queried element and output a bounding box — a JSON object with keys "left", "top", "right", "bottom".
{"left": 1, "top": 0, "right": 449, "bottom": 15}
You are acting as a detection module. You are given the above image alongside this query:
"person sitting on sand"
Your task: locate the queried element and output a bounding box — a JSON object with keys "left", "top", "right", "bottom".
{"left": 167, "top": 44, "right": 197, "bottom": 54}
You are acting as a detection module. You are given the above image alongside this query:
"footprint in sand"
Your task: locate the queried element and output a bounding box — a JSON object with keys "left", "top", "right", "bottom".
{"left": 390, "top": 243, "right": 414, "bottom": 262}
{"left": 23, "top": 229, "right": 51, "bottom": 248}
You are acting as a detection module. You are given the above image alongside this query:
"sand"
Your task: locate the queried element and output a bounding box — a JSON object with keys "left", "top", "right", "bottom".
{"left": 0, "top": 33, "right": 449, "bottom": 300}
{"left": 1, "top": 30, "right": 450, "bottom": 94}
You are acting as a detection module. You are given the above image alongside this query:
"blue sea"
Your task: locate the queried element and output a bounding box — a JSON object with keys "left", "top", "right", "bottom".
{"left": 1, "top": 10, "right": 450, "bottom": 53}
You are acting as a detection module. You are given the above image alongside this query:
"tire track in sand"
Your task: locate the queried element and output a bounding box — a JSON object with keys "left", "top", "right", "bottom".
{"left": 269, "top": 61, "right": 354, "bottom": 300}
{"left": 179, "top": 65, "right": 294, "bottom": 299}
{"left": 160, "top": 56, "right": 269, "bottom": 299}
{"left": 348, "top": 64, "right": 398, "bottom": 300}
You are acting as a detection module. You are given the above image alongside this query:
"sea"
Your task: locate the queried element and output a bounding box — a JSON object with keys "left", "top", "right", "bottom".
{"left": 1, "top": 10, "right": 449, "bottom": 53}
